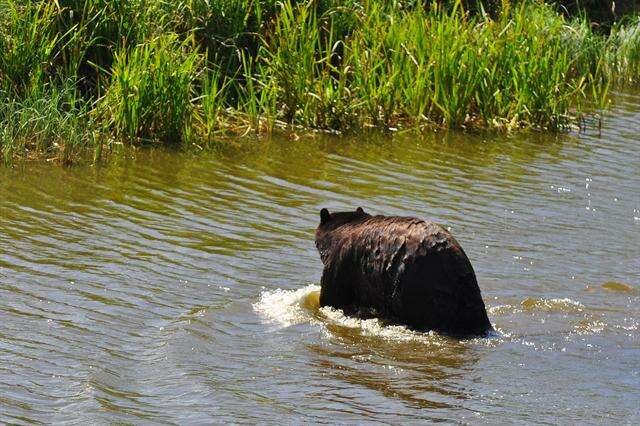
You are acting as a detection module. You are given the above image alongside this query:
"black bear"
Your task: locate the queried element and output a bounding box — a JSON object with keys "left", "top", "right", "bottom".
{"left": 315, "top": 207, "right": 492, "bottom": 337}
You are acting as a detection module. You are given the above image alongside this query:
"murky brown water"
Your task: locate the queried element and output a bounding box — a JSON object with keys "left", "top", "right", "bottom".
{"left": 1, "top": 94, "right": 639, "bottom": 424}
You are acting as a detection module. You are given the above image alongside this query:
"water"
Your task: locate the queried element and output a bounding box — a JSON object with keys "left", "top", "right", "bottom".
{"left": 1, "top": 96, "right": 639, "bottom": 424}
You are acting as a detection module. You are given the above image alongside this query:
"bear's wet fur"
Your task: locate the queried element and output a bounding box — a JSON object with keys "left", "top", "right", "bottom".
{"left": 315, "top": 207, "right": 493, "bottom": 337}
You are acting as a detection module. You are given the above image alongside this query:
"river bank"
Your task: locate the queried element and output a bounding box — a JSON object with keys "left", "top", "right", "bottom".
{"left": 1, "top": 0, "right": 640, "bottom": 163}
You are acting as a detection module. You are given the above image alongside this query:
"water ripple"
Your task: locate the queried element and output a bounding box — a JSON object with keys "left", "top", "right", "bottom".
{"left": 1, "top": 93, "right": 639, "bottom": 423}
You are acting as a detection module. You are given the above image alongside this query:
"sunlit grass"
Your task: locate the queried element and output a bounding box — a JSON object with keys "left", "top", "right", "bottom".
{"left": 1, "top": 0, "right": 640, "bottom": 163}
{"left": 99, "top": 34, "right": 203, "bottom": 144}
{"left": 0, "top": 82, "right": 93, "bottom": 165}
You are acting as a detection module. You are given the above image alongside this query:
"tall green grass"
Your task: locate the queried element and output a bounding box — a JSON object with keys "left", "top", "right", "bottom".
{"left": 2, "top": 0, "right": 640, "bottom": 163}
{"left": 607, "top": 16, "right": 640, "bottom": 80}
{"left": 0, "top": 82, "right": 93, "bottom": 164}
{"left": 100, "top": 34, "right": 203, "bottom": 144}
{"left": 251, "top": 1, "right": 609, "bottom": 130}
{"left": 0, "top": 0, "right": 60, "bottom": 95}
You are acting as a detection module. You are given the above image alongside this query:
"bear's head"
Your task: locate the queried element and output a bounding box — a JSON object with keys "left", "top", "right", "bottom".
{"left": 315, "top": 207, "right": 370, "bottom": 263}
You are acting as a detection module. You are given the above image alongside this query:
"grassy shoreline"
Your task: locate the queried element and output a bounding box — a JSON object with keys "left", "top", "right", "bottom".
{"left": 1, "top": 0, "right": 639, "bottom": 164}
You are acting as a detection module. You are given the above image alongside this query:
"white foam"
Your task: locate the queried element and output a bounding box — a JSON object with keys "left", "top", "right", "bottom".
{"left": 487, "top": 304, "right": 520, "bottom": 315}
{"left": 551, "top": 298, "right": 584, "bottom": 308}
{"left": 253, "top": 285, "right": 445, "bottom": 343}
{"left": 252, "top": 285, "right": 508, "bottom": 344}
{"left": 319, "top": 306, "right": 440, "bottom": 343}
{"left": 253, "top": 284, "right": 320, "bottom": 327}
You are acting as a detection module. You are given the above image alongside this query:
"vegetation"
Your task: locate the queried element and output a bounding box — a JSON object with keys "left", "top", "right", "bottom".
{"left": 1, "top": 0, "right": 640, "bottom": 163}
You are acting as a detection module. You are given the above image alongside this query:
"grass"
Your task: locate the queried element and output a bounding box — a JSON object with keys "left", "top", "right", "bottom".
{"left": 1, "top": 0, "right": 640, "bottom": 163}
{"left": 100, "top": 33, "right": 204, "bottom": 144}
{"left": 0, "top": 82, "right": 94, "bottom": 164}
{"left": 0, "top": 0, "right": 60, "bottom": 96}
{"left": 607, "top": 16, "right": 640, "bottom": 80}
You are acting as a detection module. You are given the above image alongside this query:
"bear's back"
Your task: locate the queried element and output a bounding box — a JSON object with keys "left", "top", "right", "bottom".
{"left": 352, "top": 216, "right": 486, "bottom": 334}
{"left": 330, "top": 215, "right": 456, "bottom": 258}
{"left": 324, "top": 215, "right": 467, "bottom": 282}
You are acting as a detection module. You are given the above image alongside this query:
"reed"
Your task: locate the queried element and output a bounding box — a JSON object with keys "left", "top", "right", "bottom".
{"left": 0, "top": 82, "right": 93, "bottom": 164}
{"left": 1, "top": 0, "right": 640, "bottom": 163}
{"left": 0, "top": 0, "right": 60, "bottom": 96}
{"left": 607, "top": 16, "right": 640, "bottom": 82}
{"left": 248, "top": 1, "right": 608, "bottom": 130}
{"left": 99, "top": 34, "right": 203, "bottom": 144}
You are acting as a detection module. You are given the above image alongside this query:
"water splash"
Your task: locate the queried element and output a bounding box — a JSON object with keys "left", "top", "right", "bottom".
{"left": 254, "top": 285, "right": 450, "bottom": 343}
{"left": 319, "top": 306, "right": 442, "bottom": 343}
{"left": 253, "top": 284, "right": 320, "bottom": 327}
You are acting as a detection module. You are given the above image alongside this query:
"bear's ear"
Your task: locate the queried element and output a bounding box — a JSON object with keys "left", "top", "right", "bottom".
{"left": 356, "top": 207, "right": 365, "bottom": 214}
{"left": 320, "top": 208, "right": 331, "bottom": 224}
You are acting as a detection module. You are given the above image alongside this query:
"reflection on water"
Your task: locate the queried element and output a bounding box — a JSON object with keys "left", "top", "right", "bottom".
{"left": 1, "top": 92, "right": 639, "bottom": 423}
